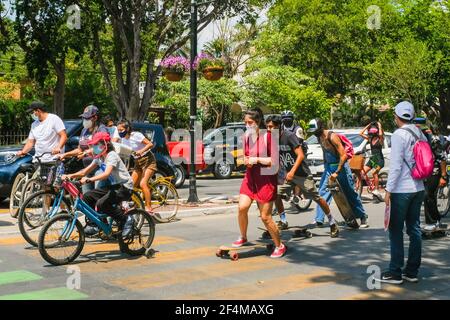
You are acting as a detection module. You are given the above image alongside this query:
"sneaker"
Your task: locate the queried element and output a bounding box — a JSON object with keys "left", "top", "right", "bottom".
{"left": 375, "top": 271, "right": 403, "bottom": 284}
{"left": 372, "top": 190, "right": 383, "bottom": 201}
{"left": 402, "top": 273, "right": 419, "bottom": 283}
{"left": 122, "top": 216, "right": 135, "bottom": 239}
{"left": 347, "top": 219, "right": 360, "bottom": 229}
{"left": 423, "top": 224, "right": 437, "bottom": 232}
{"left": 277, "top": 220, "right": 289, "bottom": 230}
{"left": 232, "top": 237, "right": 248, "bottom": 248}
{"left": 312, "top": 220, "right": 324, "bottom": 228}
{"left": 270, "top": 243, "right": 287, "bottom": 258}
{"left": 84, "top": 225, "right": 100, "bottom": 236}
{"left": 360, "top": 217, "right": 369, "bottom": 228}
{"left": 330, "top": 223, "right": 339, "bottom": 238}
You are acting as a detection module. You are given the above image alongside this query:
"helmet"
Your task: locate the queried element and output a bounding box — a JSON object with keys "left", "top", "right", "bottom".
{"left": 281, "top": 110, "right": 294, "bottom": 119}
{"left": 88, "top": 132, "right": 111, "bottom": 159}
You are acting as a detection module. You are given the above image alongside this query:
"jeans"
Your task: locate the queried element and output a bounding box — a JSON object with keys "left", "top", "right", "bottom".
{"left": 315, "top": 163, "right": 366, "bottom": 223}
{"left": 389, "top": 191, "right": 425, "bottom": 277}
{"left": 424, "top": 174, "right": 442, "bottom": 224}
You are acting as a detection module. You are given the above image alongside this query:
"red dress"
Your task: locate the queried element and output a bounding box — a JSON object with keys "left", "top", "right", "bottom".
{"left": 239, "top": 131, "right": 278, "bottom": 203}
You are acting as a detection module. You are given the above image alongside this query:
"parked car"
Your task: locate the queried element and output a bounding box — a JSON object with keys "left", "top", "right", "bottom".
{"left": 305, "top": 128, "right": 392, "bottom": 181}
{"left": 0, "top": 120, "right": 176, "bottom": 200}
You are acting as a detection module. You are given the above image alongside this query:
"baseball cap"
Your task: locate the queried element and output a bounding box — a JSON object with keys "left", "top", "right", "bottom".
{"left": 79, "top": 105, "right": 99, "bottom": 119}
{"left": 394, "top": 101, "right": 415, "bottom": 121}
{"left": 87, "top": 132, "right": 111, "bottom": 145}
{"left": 26, "top": 101, "right": 48, "bottom": 113}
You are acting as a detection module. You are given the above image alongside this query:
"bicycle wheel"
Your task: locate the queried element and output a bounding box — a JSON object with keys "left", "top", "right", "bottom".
{"left": 22, "top": 178, "right": 44, "bottom": 201}
{"left": 131, "top": 190, "right": 145, "bottom": 209}
{"left": 150, "top": 180, "right": 179, "bottom": 223}
{"left": 118, "top": 209, "right": 155, "bottom": 256}
{"left": 9, "top": 173, "right": 26, "bottom": 218}
{"left": 18, "top": 190, "right": 72, "bottom": 247}
{"left": 436, "top": 185, "right": 450, "bottom": 219}
{"left": 38, "top": 213, "right": 85, "bottom": 266}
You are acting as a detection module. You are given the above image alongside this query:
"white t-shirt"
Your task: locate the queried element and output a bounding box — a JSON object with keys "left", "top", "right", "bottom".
{"left": 93, "top": 151, "right": 134, "bottom": 190}
{"left": 120, "top": 131, "right": 147, "bottom": 152}
{"left": 28, "top": 113, "right": 66, "bottom": 163}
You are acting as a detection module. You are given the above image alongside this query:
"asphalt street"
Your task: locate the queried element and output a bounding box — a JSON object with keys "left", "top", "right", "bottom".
{"left": 0, "top": 178, "right": 449, "bottom": 300}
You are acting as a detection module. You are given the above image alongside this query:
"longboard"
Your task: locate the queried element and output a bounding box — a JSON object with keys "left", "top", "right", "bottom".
{"left": 327, "top": 178, "right": 359, "bottom": 228}
{"left": 421, "top": 224, "right": 449, "bottom": 239}
{"left": 216, "top": 240, "right": 275, "bottom": 261}
{"left": 257, "top": 226, "right": 312, "bottom": 239}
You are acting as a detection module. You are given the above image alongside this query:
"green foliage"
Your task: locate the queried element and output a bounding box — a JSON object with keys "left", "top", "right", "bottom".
{"left": 0, "top": 98, "right": 34, "bottom": 131}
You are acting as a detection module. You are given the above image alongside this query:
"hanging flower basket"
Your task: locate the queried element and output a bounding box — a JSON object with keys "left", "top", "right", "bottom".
{"left": 194, "top": 53, "right": 226, "bottom": 81}
{"left": 160, "top": 56, "right": 190, "bottom": 82}
{"left": 164, "top": 70, "right": 184, "bottom": 82}
{"left": 203, "top": 66, "right": 224, "bottom": 81}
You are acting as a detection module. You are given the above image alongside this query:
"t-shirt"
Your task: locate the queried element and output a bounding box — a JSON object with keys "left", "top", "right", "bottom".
{"left": 28, "top": 113, "right": 66, "bottom": 163}
{"left": 79, "top": 124, "right": 109, "bottom": 167}
{"left": 279, "top": 131, "right": 311, "bottom": 177}
{"left": 120, "top": 131, "right": 147, "bottom": 153}
{"left": 106, "top": 126, "right": 120, "bottom": 140}
{"left": 93, "top": 151, "right": 134, "bottom": 190}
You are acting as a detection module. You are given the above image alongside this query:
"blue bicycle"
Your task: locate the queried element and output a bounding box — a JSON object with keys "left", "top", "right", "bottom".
{"left": 37, "top": 179, "right": 155, "bottom": 266}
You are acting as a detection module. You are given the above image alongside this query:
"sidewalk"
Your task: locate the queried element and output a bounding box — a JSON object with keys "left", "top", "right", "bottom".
{"left": 177, "top": 196, "right": 241, "bottom": 218}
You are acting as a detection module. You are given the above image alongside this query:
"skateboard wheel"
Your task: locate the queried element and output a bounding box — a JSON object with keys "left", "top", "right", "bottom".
{"left": 306, "top": 231, "right": 313, "bottom": 238}
{"left": 216, "top": 249, "right": 223, "bottom": 258}
{"left": 262, "top": 231, "right": 271, "bottom": 239}
{"left": 230, "top": 252, "right": 239, "bottom": 261}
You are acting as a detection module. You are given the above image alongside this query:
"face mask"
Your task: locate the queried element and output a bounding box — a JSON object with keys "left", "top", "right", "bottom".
{"left": 119, "top": 130, "right": 128, "bottom": 138}
{"left": 92, "top": 144, "right": 105, "bottom": 157}
{"left": 283, "top": 119, "right": 294, "bottom": 128}
{"left": 246, "top": 124, "right": 257, "bottom": 134}
{"left": 31, "top": 113, "right": 39, "bottom": 121}
{"left": 83, "top": 119, "right": 93, "bottom": 129}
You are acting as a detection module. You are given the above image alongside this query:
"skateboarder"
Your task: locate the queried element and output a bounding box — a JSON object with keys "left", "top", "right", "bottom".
{"left": 307, "top": 118, "right": 367, "bottom": 228}
{"left": 266, "top": 115, "right": 339, "bottom": 238}
{"left": 233, "top": 109, "right": 286, "bottom": 258}
{"left": 413, "top": 118, "right": 448, "bottom": 232}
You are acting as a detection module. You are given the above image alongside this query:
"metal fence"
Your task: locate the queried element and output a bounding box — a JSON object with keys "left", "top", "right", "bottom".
{"left": 0, "top": 131, "right": 28, "bottom": 146}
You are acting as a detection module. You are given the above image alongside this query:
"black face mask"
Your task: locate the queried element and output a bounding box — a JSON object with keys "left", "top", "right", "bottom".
{"left": 283, "top": 119, "right": 294, "bottom": 127}
{"left": 313, "top": 129, "right": 324, "bottom": 137}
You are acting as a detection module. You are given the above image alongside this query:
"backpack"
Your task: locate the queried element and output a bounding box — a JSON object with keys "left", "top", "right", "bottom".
{"left": 400, "top": 127, "right": 435, "bottom": 180}
{"left": 327, "top": 131, "right": 354, "bottom": 160}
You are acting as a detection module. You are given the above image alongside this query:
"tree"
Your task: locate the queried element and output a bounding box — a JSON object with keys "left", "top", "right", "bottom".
{"left": 81, "top": 0, "right": 269, "bottom": 121}
{"left": 14, "top": 0, "right": 89, "bottom": 117}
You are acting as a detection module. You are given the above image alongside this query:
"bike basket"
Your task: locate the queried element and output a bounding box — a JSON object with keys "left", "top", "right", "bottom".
{"left": 39, "top": 163, "right": 58, "bottom": 186}
{"left": 349, "top": 154, "right": 365, "bottom": 171}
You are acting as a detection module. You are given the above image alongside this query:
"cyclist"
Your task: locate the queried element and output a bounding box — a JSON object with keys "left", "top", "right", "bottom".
{"left": 413, "top": 118, "right": 448, "bottom": 232}
{"left": 61, "top": 132, "right": 135, "bottom": 238}
{"left": 359, "top": 121, "right": 385, "bottom": 201}
{"left": 17, "top": 101, "right": 67, "bottom": 162}
{"left": 281, "top": 110, "right": 305, "bottom": 142}
{"left": 267, "top": 115, "right": 339, "bottom": 237}
{"left": 117, "top": 119, "right": 157, "bottom": 213}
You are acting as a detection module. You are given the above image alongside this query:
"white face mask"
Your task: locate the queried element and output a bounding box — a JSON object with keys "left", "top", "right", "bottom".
{"left": 246, "top": 124, "right": 257, "bottom": 134}
{"left": 83, "top": 119, "right": 93, "bottom": 129}
{"left": 31, "top": 113, "right": 39, "bottom": 121}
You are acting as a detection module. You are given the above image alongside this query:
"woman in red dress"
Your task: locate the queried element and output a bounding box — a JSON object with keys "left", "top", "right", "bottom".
{"left": 232, "top": 109, "right": 286, "bottom": 258}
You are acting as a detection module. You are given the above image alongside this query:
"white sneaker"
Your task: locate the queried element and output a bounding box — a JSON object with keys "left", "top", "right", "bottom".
{"left": 423, "top": 224, "right": 437, "bottom": 232}
{"left": 372, "top": 190, "right": 383, "bottom": 200}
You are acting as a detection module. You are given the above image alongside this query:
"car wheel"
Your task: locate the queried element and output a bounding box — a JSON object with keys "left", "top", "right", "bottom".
{"left": 174, "top": 165, "right": 186, "bottom": 188}
{"left": 214, "top": 161, "right": 233, "bottom": 179}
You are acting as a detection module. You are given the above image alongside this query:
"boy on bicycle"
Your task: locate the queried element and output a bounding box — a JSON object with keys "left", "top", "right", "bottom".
{"left": 62, "top": 132, "right": 135, "bottom": 238}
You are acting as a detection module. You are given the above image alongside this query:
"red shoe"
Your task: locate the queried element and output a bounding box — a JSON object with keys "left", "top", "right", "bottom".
{"left": 232, "top": 237, "right": 248, "bottom": 248}
{"left": 270, "top": 243, "right": 287, "bottom": 258}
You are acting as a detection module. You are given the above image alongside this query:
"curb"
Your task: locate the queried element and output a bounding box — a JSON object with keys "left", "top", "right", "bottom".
{"left": 176, "top": 203, "right": 259, "bottom": 219}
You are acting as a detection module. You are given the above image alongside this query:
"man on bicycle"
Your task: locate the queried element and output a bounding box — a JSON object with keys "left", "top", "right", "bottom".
{"left": 359, "top": 121, "right": 385, "bottom": 201}
{"left": 17, "top": 101, "right": 67, "bottom": 162}
{"left": 62, "top": 132, "right": 135, "bottom": 238}
{"left": 413, "top": 118, "right": 448, "bottom": 232}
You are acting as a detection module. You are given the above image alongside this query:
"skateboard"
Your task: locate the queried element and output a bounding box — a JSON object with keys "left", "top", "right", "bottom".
{"left": 421, "top": 224, "right": 449, "bottom": 239}
{"left": 216, "top": 240, "right": 275, "bottom": 261}
{"left": 327, "top": 178, "right": 359, "bottom": 228}
{"left": 258, "top": 226, "right": 312, "bottom": 239}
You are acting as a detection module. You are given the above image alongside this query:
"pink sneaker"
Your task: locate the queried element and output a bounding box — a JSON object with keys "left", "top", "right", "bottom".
{"left": 232, "top": 237, "right": 248, "bottom": 248}
{"left": 270, "top": 243, "right": 287, "bottom": 258}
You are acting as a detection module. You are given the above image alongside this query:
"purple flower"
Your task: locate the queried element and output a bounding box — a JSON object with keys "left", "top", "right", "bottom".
{"left": 193, "top": 52, "right": 214, "bottom": 70}
{"left": 160, "top": 56, "right": 190, "bottom": 72}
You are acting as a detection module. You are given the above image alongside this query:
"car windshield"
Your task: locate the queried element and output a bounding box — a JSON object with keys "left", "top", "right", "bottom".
{"left": 305, "top": 133, "right": 364, "bottom": 148}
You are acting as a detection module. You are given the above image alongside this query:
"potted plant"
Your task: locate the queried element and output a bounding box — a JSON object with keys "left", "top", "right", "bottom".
{"left": 194, "top": 53, "right": 225, "bottom": 81}
{"left": 160, "top": 56, "right": 190, "bottom": 82}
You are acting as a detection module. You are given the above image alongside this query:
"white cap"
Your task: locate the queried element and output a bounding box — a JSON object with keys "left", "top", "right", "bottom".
{"left": 394, "top": 101, "right": 415, "bottom": 121}
{"left": 307, "top": 119, "right": 319, "bottom": 133}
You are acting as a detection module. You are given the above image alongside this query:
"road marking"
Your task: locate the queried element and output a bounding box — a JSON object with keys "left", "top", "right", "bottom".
{"left": 0, "top": 209, "right": 10, "bottom": 215}
{"left": 0, "top": 270, "right": 42, "bottom": 286}
{"left": 177, "top": 270, "right": 350, "bottom": 300}
{"left": 78, "top": 246, "right": 216, "bottom": 273}
{"left": 110, "top": 256, "right": 287, "bottom": 290}
{"left": 0, "top": 287, "right": 88, "bottom": 300}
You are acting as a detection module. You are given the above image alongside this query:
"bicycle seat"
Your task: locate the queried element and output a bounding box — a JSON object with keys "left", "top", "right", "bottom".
{"left": 19, "top": 163, "right": 35, "bottom": 173}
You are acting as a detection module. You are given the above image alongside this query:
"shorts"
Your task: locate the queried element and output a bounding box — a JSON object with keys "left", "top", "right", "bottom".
{"left": 366, "top": 154, "right": 385, "bottom": 170}
{"left": 134, "top": 152, "right": 157, "bottom": 172}
{"left": 278, "top": 175, "right": 321, "bottom": 202}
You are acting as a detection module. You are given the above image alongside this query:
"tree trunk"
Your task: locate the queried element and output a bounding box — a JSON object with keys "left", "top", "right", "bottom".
{"left": 439, "top": 91, "right": 450, "bottom": 134}
{"left": 53, "top": 63, "right": 65, "bottom": 117}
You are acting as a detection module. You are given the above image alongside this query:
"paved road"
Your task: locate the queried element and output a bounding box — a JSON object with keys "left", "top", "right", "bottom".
{"left": 177, "top": 174, "right": 244, "bottom": 200}
{"left": 0, "top": 193, "right": 449, "bottom": 300}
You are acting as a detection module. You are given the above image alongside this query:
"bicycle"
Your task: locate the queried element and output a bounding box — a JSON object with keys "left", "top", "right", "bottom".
{"left": 38, "top": 179, "right": 155, "bottom": 266}
{"left": 9, "top": 152, "right": 57, "bottom": 218}
{"left": 351, "top": 151, "right": 387, "bottom": 201}
{"left": 131, "top": 175, "right": 179, "bottom": 223}
{"left": 17, "top": 157, "right": 77, "bottom": 247}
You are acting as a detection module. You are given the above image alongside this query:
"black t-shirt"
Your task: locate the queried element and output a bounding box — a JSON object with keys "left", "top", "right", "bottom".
{"left": 280, "top": 131, "right": 311, "bottom": 177}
